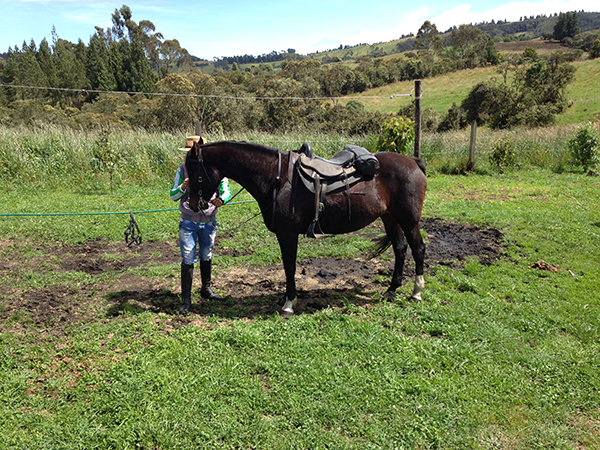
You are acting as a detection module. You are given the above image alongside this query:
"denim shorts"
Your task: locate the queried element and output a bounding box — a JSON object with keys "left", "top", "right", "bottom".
{"left": 179, "top": 219, "right": 217, "bottom": 265}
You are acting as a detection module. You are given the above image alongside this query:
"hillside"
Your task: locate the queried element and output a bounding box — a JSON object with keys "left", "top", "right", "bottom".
{"left": 196, "top": 11, "right": 600, "bottom": 73}
{"left": 345, "top": 43, "right": 600, "bottom": 126}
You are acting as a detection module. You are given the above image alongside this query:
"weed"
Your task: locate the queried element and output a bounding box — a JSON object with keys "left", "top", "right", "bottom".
{"left": 568, "top": 122, "right": 600, "bottom": 171}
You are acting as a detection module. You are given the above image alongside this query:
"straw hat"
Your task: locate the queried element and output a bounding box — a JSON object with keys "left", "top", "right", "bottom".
{"left": 179, "top": 135, "right": 204, "bottom": 151}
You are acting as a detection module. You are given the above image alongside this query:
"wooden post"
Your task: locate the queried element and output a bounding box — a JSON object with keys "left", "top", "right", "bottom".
{"left": 414, "top": 80, "right": 422, "bottom": 158}
{"left": 468, "top": 120, "right": 477, "bottom": 171}
{"left": 194, "top": 120, "right": 202, "bottom": 138}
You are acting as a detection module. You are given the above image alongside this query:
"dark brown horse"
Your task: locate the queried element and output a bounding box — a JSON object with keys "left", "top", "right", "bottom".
{"left": 186, "top": 140, "right": 427, "bottom": 315}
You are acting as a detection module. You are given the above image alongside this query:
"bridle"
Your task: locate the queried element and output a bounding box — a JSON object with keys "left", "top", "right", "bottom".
{"left": 190, "top": 146, "right": 212, "bottom": 212}
{"left": 189, "top": 145, "right": 284, "bottom": 230}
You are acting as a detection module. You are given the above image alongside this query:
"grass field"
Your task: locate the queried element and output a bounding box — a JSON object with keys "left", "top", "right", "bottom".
{"left": 349, "top": 57, "right": 600, "bottom": 126}
{"left": 1, "top": 127, "right": 599, "bottom": 448}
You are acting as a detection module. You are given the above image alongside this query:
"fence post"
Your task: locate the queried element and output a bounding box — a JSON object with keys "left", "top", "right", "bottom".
{"left": 194, "top": 120, "right": 202, "bottom": 138}
{"left": 414, "top": 79, "right": 422, "bottom": 158}
{"left": 468, "top": 120, "right": 477, "bottom": 171}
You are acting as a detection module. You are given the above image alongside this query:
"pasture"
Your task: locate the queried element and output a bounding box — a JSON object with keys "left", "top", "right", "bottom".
{"left": 1, "top": 126, "right": 599, "bottom": 449}
{"left": 350, "top": 58, "right": 600, "bottom": 126}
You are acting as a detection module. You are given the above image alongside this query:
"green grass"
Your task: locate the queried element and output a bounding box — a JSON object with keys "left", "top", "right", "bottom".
{"left": 1, "top": 127, "right": 600, "bottom": 448}
{"left": 350, "top": 58, "right": 600, "bottom": 125}
{"left": 344, "top": 66, "right": 497, "bottom": 117}
{"left": 2, "top": 165, "right": 600, "bottom": 448}
{"left": 560, "top": 59, "right": 600, "bottom": 125}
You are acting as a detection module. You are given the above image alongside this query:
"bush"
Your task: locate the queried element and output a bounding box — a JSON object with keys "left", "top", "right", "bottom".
{"left": 568, "top": 122, "right": 600, "bottom": 171}
{"left": 376, "top": 116, "right": 414, "bottom": 154}
{"left": 590, "top": 39, "right": 600, "bottom": 59}
{"left": 489, "top": 138, "right": 517, "bottom": 173}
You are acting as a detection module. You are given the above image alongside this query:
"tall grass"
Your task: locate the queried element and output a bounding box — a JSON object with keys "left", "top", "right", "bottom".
{"left": 0, "top": 123, "right": 588, "bottom": 192}
{"left": 421, "top": 125, "right": 579, "bottom": 174}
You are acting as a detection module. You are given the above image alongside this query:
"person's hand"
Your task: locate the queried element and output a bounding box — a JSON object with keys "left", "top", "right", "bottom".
{"left": 210, "top": 197, "right": 224, "bottom": 207}
{"left": 181, "top": 178, "right": 189, "bottom": 190}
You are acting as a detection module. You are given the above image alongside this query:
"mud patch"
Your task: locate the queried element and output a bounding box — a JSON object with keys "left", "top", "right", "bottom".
{"left": 0, "top": 217, "right": 505, "bottom": 335}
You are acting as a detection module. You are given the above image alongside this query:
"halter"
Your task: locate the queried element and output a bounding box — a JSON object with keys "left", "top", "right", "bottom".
{"left": 193, "top": 147, "right": 211, "bottom": 211}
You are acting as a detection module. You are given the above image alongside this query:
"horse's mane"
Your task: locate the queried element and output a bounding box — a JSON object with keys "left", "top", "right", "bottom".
{"left": 200, "top": 140, "right": 281, "bottom": 156}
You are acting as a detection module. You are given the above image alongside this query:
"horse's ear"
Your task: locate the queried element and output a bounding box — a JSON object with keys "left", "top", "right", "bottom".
{"left": 191, "top": 140, "right": 201, "bottom": 157}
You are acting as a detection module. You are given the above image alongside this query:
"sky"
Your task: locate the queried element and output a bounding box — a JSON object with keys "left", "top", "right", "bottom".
{"left": 1, "top": 0, "right": 598, "bottom": 60}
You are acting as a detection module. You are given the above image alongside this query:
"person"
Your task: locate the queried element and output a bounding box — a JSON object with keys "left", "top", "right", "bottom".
{"left": 170, "top": 135, "right": 231, "bottom": 315}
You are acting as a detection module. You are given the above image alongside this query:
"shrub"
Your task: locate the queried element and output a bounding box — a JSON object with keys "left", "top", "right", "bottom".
{"left": 489, "top": 138, "right": 517, "bottom": 173}
{"left": 590, "top": 39, "right": 600, "bottom": 59}
{"left": 376, "top": 116, "right": 414, "bottom": 154}
{"left": 568, "top": 122, "right": 600, "bottom": 171}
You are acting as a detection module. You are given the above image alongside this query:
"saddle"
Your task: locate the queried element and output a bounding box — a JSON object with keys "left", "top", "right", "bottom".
{"left": 294, "top": 143, "right": 380, "bottom": 238}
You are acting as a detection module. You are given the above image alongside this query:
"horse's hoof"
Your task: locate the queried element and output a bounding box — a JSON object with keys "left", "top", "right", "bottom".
{"left": 409, "top": 294, "right": 423, "bottom": 302}
{"left": 280, "top": 310, "right": 294, "bottom": 319}
{"left": 282, "top": 297, "right": 297, "bottom": 315}
{"left": 383, "top": 290, "right": 396, "bottom": 299}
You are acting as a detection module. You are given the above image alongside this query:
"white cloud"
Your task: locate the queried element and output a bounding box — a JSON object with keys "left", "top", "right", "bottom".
{"left": 305, "top": 0, "right": 599, "bottom": 54}
{"left": 431, "top": 0, "right": 600, "bottom": 32}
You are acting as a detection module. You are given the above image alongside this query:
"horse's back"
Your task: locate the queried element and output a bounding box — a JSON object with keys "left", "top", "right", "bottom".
{"left": 375, "top": 152, "right": 427, "bottom": 185}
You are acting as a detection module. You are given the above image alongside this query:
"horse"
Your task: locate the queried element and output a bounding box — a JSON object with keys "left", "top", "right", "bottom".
{"left": 185, "top": 140, "right": 427, "bottom": 315}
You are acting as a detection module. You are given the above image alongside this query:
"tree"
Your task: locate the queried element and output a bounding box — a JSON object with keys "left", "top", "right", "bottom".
{"left": 415, "top": 21, "right": 442, "bottom": 52}
{"left": 376, "top": 117, "right": 415, "bottom": 154}
{"left": 52, "top": 38, "right": 89, "bottom": 106}
{"left": 590, "top": 39, "right": 600, "bottom": 59}
{"left": 568, "top": 122, "right": 600, "bottom": 171}
{"left": 446, "top": 25, "right": 498, "bottom": 69}
{"left": 553, "top": 12, "right": 580, "bottom": 41}
{"left": 154, "top": 73, "right": 196, "bottom": 130}
{"left": 86, "top": 29, "right": 117, "bottom": 96}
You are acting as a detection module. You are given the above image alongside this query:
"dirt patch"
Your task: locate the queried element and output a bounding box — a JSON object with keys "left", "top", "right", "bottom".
{"left": 495, "top": 39, "right": 575, "bottom": 56}
{"left": 0, "top": 218, "right": 505, "bottom": 335}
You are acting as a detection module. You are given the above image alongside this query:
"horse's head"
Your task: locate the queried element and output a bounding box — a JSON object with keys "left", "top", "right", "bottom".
{"left": 185, "top": 141, "right": 218, "bottom": 212}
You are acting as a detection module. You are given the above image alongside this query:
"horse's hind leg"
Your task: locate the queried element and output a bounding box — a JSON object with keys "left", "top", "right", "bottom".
{"left": 382, "top": 215, "right": 408, "bottom": 298}
{"left": 403, "top": 221, "right": 426, "bottom": 301}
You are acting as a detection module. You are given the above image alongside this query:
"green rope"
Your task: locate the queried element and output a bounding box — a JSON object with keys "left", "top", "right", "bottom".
{"left": 0, "top": 200, "right": 256, "bottom": 218}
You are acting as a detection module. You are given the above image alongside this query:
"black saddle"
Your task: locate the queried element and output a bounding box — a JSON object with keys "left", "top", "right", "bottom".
{"left": 294, "top": 143, "right": 380, "bottom": 238}
{"left": 296, "top": 143, "right": 379, "bottom": 191}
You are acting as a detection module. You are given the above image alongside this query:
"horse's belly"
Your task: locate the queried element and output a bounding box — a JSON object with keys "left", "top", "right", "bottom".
{"left": 318, "top": 200, "right": 385, "bottom": 234}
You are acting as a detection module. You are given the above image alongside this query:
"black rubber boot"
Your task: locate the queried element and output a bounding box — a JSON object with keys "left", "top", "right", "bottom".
{"left": 179, "top": 263, "right": 194, "bottom": 314}
{"left": 200, "top": 259, "right": 222, "bottom": 300}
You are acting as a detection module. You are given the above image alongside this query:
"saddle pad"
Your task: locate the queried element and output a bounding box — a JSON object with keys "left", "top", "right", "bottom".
{"left": 298, "top": 166, "right": 364, "bottom": 194}
{"left": 299, "top": 153, "right": 358, "bottom": 178}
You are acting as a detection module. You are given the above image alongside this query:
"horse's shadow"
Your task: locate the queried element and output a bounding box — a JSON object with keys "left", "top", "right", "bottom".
{"left": 104, "top": 287, "right": 391, "bottom": 320}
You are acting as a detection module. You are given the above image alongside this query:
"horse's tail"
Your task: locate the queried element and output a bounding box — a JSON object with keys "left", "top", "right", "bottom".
{"left": 368, "top": 234, "right": 392, "bottom": 260}
{"left": 411, "top": 157, "right": 426, "bottom": 175}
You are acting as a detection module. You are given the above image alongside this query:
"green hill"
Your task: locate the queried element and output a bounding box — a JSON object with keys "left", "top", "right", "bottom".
{"left": 196, "top": 11, "right": 600, "bottom": 72}
{"left": 342, "top": 44, "right": 600, "bottom": 126}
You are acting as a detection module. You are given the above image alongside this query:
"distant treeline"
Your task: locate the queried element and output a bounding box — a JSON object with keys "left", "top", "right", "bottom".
{"left": 207, "top": 11, "right": 600, "bottom": 68}
{"left": 0, "top": 8, "right": 596, "bottom": 135}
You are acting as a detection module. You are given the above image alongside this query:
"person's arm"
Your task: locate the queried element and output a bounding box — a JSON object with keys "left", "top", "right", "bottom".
{"left": 170, "top": 166, "right": 188, "bottom": 201}
{"left": 217, "top": 178, "right": 232, "bottom": 203}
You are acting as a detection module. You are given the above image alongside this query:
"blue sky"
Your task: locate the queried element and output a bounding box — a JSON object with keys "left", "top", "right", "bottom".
{"left": 1, "top": 0, "right": 598, "bottom": 60}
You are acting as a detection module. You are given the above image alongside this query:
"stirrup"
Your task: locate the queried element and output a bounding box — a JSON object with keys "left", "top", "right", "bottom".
{"left": 306, "top": 220, "right": 324, "bottom": 239}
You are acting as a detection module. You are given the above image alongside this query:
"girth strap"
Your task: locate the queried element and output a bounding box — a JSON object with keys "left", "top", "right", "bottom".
{"left": 306, "top": 173, "right": 327, "bottom": 238}
{"left": 271, "top": 151, "right": 282, "bottom": 229}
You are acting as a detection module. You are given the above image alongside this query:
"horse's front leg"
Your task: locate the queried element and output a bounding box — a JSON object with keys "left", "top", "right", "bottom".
{"left": 276, "top": 231, "right": 299, "bottom": 315}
